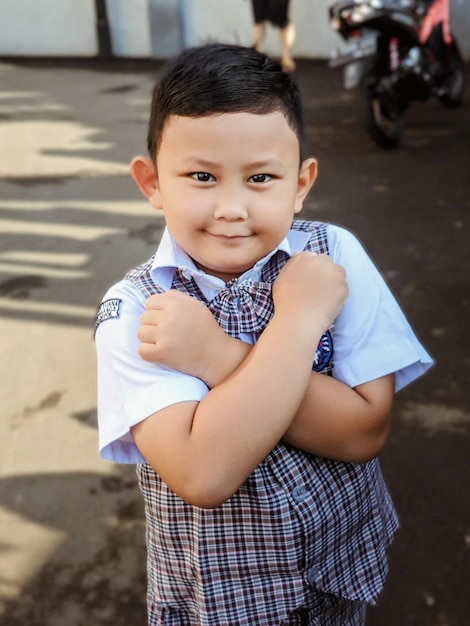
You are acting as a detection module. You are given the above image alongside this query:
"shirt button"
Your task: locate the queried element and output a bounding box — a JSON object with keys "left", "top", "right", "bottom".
{"left": 307, "top": 566, "right": 320, "bottom": 584}
{"left": 292, "top": 486, "right": 309, "bottom": 502}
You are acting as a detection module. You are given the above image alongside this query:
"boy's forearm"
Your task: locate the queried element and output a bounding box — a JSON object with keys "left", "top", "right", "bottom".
{"left": 184, "top": 311, "right": 324, "bottom": 506}
{"left": 283, "top": 372, "right": 395, "bottom": 462}
{"left": 204, "top": 340, "right": 394, "bottom": 463}
{"left": 200, "top": 333, "right": 252, "bottom": 389}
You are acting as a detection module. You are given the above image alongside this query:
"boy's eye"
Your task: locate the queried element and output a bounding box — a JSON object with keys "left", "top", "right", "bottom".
{"left": 191, "top": 172, "right": 215, "bottom": 182}
{"left": 249, "top": 174, "right": 272, "bottom": 183}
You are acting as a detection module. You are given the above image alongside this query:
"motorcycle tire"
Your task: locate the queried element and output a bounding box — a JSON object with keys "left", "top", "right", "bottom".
{"left": 438, "top": 38, "right": 465, "bottom": 109}
{"left": 363, "top": 73, "right": 405, "bottom": 149}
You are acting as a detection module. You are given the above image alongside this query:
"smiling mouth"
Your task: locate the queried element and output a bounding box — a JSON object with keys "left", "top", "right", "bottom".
{"left": 208, "top": 233, "right": 251, "bottom": 240}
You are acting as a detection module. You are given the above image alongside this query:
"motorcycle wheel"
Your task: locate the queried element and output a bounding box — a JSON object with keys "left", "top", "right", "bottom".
{"left": 438, "top": 39, "right": 465, "bottom": 108}
{"left": 363, "top": 74, "right": 405, "bottom": 149}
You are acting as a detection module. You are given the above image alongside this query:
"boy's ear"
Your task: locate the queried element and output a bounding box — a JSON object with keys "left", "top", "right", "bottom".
{"left": 294, "top": 157, "right": 318, "bottom": 214}
{"left": 130, "top": 156, "right": 162, "bottom": 210}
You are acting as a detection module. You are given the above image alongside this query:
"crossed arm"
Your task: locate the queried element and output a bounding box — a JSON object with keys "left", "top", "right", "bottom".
{"left": 131, "top": 253, "right": 394, "bottom": 508}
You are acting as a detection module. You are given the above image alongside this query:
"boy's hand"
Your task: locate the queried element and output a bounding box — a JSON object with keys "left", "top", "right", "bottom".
{"left": 272, "top": 252, "right": 348, "bottom": 335}
{"left": 137, "top": 290, "right": 251, "bottom": 387}
{"left": 138, "top": 290, "right": 221, "bottom": 380}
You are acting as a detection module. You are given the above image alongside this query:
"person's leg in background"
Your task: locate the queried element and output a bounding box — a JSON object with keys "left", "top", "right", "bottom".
{"left": 279, "top": 20, "right": 296, "bottom": 72}
{"left": 250, "top": 0, "right": 267, "bottom": 51}
{"left": 250, "top": 0, "right": 296, "bottom": 72}
{"left": 252, "top": 21, "right": 266, "bottom": 52}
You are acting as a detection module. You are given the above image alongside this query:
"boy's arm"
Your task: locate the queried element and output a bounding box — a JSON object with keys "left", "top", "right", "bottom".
{"left": 138, "top": 276, "right": 394, "bottom": 465}
{"left": 131, "top": 252, "right": 347, "bottom": 508}
{"left": 283, "top": 372, "right": 394, "bottom": 462}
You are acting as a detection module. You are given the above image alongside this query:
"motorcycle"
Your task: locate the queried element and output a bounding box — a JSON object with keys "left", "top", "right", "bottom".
{"left": 328, "top": 0, "right": 465, "bottom": 148}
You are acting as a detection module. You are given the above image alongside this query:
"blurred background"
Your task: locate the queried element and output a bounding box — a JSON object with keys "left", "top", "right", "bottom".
{"left": 0, "top": 0, "right": 469, "bottom": 61}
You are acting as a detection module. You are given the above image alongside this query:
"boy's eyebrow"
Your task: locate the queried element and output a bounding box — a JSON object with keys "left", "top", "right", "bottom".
{"left": 245, "top": 159, "right": 285, "bottom": 170}
{"left": 181, "top": 157, "right": 285, "bottom": 170}
{"left": 180, "top": 157, "right": 218, "bottom": 169}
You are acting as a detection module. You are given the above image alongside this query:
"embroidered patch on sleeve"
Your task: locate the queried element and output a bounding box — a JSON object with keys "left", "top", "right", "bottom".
{"left": 95, "top": 298, "right": 122, "bottom": 334}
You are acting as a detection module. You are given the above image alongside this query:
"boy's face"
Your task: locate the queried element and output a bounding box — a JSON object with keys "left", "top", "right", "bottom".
{"left": 133, "top": 111, "right": 316, "bottom": 283}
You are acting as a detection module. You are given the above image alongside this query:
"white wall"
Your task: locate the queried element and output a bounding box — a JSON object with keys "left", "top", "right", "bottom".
{"left": 292, "top": 0, "right": 346, "bottom": 57}
{"left": 179, "top": 0, "right": 468, "bottom": 60}
{"left": 148, "top": 0, "right": 183, "bottom": 57}
{"left": 180, "top": 0, "right": 251, "bottom": 48}
{"left": 181, "top": 0, "right": 341, "bottom": 58}
{"left": 0, "top": 0, "right": 468, "bottom": 60}
{"left": 0, "top": 0, "right": 97, "bottom": 56}
{"left": 450, "top": 0, "right": 470, "bottom": 60}
{"left": 107, "top": 0, "right": 152, "bottom": 57}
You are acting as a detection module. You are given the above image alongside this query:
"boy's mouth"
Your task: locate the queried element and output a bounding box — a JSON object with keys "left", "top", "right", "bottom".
{"left": 208, "top": 232, "right": 252, "bottom": 241}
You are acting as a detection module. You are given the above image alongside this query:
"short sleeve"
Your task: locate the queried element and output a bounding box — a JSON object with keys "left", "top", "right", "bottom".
{"left": 95, "top": 280, "right": 209, "bottom": 464}
{"left": 327, "top": 225, "right": 434, "bottom": 391}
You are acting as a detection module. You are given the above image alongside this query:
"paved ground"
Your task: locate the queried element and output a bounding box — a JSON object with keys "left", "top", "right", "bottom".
{"left": 0, "top": 56, "right": 468, "bottom": 626}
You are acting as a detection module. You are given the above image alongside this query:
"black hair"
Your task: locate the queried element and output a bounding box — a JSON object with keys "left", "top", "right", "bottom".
{"left": 147, "top": 43, "right": 305, "bottom": 161}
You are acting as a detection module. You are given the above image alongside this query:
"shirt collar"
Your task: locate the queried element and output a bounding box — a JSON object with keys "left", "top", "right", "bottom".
{"left": 151, "top": 226, "right": 311, "bottom": 291}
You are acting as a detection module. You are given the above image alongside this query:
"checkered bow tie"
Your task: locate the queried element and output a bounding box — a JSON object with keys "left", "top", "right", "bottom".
{"left": 172, "top": 250, "right": 290, "bottom": 338}
{"left": 207, "top": 279, "right": 273, "bottom": 337}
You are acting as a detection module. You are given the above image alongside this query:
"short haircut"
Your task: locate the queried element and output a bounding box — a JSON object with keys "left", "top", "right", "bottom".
{"left": 147, "top": 43, "right": 305, "bottom": 162}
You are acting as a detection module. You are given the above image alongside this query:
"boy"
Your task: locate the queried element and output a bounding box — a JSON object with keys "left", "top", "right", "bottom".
{"left": 95, "top": 44, "right": 433, "bottom": 625}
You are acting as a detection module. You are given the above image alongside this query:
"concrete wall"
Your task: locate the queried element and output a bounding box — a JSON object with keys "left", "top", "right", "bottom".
{"left": 148, "top": 0, "right": 183, "bottom": 58}
{"left": 106, "top": 0, "right": 152, "bottom": 57}
{"left": 0, "top": 0, "right": 468, "bottom": 60}
{"left": 181, "top": 0, "right": 341, "bottom": 58}
{"left": 179, "top": 0, "right": 469, "bottom": 60}
{"left": 451, "top": 0, "right": 470, "bottom": 60}
{"left": 0, "top": 0, "right": 98, "bottom": 56}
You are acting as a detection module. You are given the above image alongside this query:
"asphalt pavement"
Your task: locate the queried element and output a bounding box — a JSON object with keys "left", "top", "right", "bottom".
{"left": 0, "top": 56, "right": 469, "bottom": 626}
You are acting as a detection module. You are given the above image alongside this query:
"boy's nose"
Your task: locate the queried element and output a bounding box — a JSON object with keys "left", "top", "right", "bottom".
{"left": 213, "top": 193, "right": 249, "bottom": 221}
